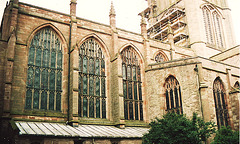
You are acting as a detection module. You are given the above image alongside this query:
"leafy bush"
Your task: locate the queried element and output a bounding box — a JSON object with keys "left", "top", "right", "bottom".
{"left": 142, "top": 112, "right": 216, "bottom": 144}
{"left": 211, "top": 126, "right": 239, "bottom": 144}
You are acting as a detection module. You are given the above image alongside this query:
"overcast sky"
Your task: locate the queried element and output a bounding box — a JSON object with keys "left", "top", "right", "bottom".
{"left": 0, "top": 0, "right": 239, "bottom": 44}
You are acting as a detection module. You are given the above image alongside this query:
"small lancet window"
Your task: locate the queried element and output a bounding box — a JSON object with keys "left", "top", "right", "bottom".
{"left": 234, "top": 81, "right": 240, "bottom": 89}
{"left": 78, "top": 38, "right": 106, "bottom": 119}
{"left": 155, "top": 52, "right": 167, "bottom": 63}
{"left": 213, "top": 77, "right": 229, "bottom": 128}
{"left": 164, "top": 76, "right": 183, "bottom": 114}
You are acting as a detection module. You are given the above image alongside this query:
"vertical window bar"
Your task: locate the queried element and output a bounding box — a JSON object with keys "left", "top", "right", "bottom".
{"left": 78, "top": 96, "right": 82, "bottom": 117}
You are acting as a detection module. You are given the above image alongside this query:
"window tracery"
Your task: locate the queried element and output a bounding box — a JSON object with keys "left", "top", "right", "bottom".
{"left": 234, "top": 81, "right": 240, "bottom": 89}
{"left": 155, "top": 52, "right": 167, "bottom": 63}
{"left": 202, "top": 5, "right": 224, "bottom": 48}
{"left": 78, "top": 38, "right": 106, "bottom": 118}
{"left": 25, "top": 27, "right": 62, "bottom": 111}
{"left": 121, "top": 46, "right": 143, "bottom": 120}
{"left": 164, "top": 76, "right": 182, "bottom": 114}
{"left": 213, "top": 77, "right": 229, "bottom": 128}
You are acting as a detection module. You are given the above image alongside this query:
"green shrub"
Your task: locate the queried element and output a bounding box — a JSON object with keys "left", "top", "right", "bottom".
{"left": 211, "top": 126, "right": 239, "bottom": 144}
{"left": 142, "top": 112, "right": 216, "bottom": 144}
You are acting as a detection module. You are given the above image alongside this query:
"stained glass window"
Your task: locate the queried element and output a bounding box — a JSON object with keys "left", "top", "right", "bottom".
{"left": 213, "top": 77, "right": 229, "bottom": 128}
{"left": 121, "top": 46, "right": 143, "bottom": 120}
{"left": 164, "top": 76, "right": 183, "bottom": 114}
{"left": 25, "top": 27, "right": 62, "bottom": 111}
{"left": 78, "top": 38, "right": 106, "bottom": 118}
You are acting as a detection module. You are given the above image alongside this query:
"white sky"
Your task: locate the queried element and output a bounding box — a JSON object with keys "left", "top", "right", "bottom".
{"left": 0, "top": 0, "right": 239, "bottom": 44}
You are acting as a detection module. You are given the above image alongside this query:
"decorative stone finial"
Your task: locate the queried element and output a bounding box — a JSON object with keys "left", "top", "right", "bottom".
{"left": 109, "top": 1, "right": 116, "bottom": 16}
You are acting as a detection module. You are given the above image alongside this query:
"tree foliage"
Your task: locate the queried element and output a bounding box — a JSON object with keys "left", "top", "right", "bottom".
{"left": 142, "top": 112, "right": 216, "bottom": 144}
{"left": 211, "top": 126, "right": 239, "bottom": 144}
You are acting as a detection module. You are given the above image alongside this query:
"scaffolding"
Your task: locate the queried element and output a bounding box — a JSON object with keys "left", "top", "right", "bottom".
{"left": 147, "top": 8, "right": 189, "bottom": 47}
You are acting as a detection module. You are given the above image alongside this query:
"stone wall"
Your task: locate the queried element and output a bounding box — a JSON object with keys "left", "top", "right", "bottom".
{"left": 146, "top": 57, "right": 201, "bottom": 120}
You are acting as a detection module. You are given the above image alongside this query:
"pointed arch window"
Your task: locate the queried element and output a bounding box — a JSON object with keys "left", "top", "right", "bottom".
{"left": 202, "top": 5, "right": 224, "bottom": 48}
{"left": 202, "top": 7, "right": 214, "bottom": 44}
{"left": 213, "top": 77, "right": 229, "bottom": 128}
{"left": 121, "top": 46, "right": 143, "bottom": 120}
{"left": 155, "top": 52, "right": 167, "bottom": 63}
{"left": 213, "top": 12, "right": 224, "bottom": 48}
{"left": 164, "top": 76, "right": 183, "bottom": 114}
{"left": 25, "top": 27, "right": 63, "bottom": 111}
{"left": 234, "top": 81, "right": 240, "bottom": 90}
{"left": 78, "top": 38, "right": 106, "bottom": 118}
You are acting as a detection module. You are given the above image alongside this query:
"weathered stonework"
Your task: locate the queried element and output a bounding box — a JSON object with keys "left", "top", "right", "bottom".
{"left": 0, "top": 0, "right": 239, "bottom": 143}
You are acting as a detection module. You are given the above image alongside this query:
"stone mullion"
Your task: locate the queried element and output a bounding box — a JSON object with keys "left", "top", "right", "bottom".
{"left": 176, "top": 85, "right": 181, "bottom": 113}
{"left": 167, "top": 89, "right": 171, "bottom": 112}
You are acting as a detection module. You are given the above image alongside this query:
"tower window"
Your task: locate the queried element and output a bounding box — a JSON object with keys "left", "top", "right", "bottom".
{"left": 164, "top": 76, "right": 183, "bottom": 114}
{"left": 121, "top": 46, "right": 143, "bottom": 120}
{"left": 202, "top": 5, "right": 224, "bottom": 48}
{"left": 78, "top": 38, "right": 106, "bottom": 119}
{"left": 25, "top": 27, "right": 62, "bottom": 111}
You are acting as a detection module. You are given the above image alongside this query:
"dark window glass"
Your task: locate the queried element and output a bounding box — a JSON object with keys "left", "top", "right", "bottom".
{"left": 27, "top": 67, "right": 34, "bottom": 87}
{"left": 41, "top": 91, "right": 47, "bottom": 110}
{"left": 49, "top": 92, "right": 54, "bottom": 110}
{"left": 56, "top": 92, "right": 61, "bottom": 111}
{"left": 83, "top": 76, "right": 88, "bottom": 95}
{"left": 33, "top": 91, "right": 39, "bottom": 109}
{"left": 213, "top": 77, "right": 229, "bottom": 128}
{"left": 96, "top": 77, "right": 100, "bottom": 96}
{"left": 96, "top": 98, "right": 100, "bottom": 118}
{"left": 78, "top": 38, "right": 106, "bottom": 118}
{"left": 34, "top": 68, "right": 40, "bottom": 89}
{"left": 25, "top": 28, "right": 62, "bottom": 111}
{"left": 135, "top": 102, "right": 139, "bottom": 120}
{"left": 121, "top": 46, "right": 143, "bottom": 120}
{"left": 83, "top": 97, "right": 88, "bottom": 117}
{"left": 102, "top": 98, "right": 106, "bottom": 118}
{"left": 89, "top": 98, "right": 94, "bottom": 118}
{"left": 25, "top": 89, "right": 32, "bottom": 109}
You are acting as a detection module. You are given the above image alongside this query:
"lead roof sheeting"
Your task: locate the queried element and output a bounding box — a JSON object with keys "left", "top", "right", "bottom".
{"left": 15, "top": 121, "right": 149, "bottom": 138}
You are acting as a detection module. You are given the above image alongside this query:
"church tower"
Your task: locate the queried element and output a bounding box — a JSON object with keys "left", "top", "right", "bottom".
{"left": 141, "top": 0, "right": 236, "bottom": 57}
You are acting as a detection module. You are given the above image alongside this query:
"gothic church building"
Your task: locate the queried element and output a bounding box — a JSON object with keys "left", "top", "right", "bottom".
{"left": 0, "top": 0, "right": 239, "bottom": 143}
